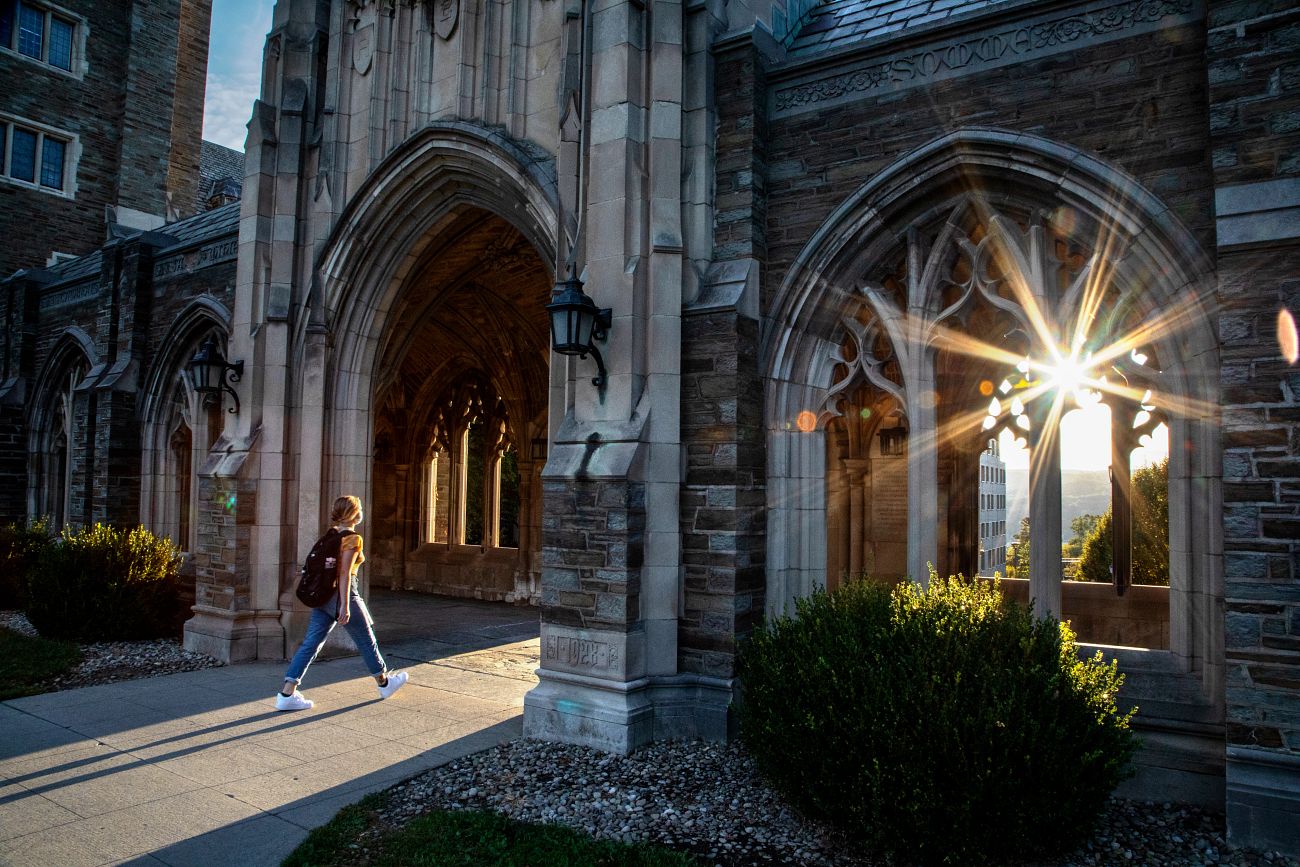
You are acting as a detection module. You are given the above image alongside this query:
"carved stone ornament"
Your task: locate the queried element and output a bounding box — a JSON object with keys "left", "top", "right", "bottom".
{"left": 350, "top": 0, "right": 377, "bottom": 75}
{"left": 435, "top": 0, "right": 459, "bottom": 40}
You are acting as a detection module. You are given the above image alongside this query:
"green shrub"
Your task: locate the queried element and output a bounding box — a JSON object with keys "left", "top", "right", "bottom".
{"left": 0, "top": 518, "right": 53, "bottom": 609}
{"left": 738, "top": 574, "right": 1135, "bottom": 866}
{"left": 25, "top": 524, "right": 184, "bottom": 641}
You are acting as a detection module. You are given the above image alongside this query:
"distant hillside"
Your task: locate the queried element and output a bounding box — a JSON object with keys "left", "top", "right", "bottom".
{"left": 1005, "top": 469, "right": 1110, "bottom": 542}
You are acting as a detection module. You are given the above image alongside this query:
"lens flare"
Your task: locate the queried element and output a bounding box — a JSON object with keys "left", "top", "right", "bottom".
{"left": 1279, "top": 309, "right": 1299, "bottom": 364}
{"left": 979, "top": 379, "right": 994, "bottom": 396}
{"left": 796, "top": 410, "right": 816, "bottom": 432}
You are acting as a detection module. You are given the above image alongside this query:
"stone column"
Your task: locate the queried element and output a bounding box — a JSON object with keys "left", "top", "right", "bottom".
{"left": 524, "top": 0, "right": 690, "bottom": 752}
{"left": 0, "top": 273, "right": 44, "bottom": 523}
{"left": 1208, "top": 0, "right": 1300, "bottom": 852}
{"left": 1026, "top": 421, "right": 1062, "bottom": 619}
{"left": 185, "top": 0, "right": 330, "bottom": 662}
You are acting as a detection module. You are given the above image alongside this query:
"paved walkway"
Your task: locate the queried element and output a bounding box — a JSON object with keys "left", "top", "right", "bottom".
{"left": 0, "top": 592, "right": 540, "bottom": 867}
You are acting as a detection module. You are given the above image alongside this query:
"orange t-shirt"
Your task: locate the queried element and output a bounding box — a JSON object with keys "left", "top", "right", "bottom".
{"left": 338, "top": 532, "right": 364, "bottom": 589}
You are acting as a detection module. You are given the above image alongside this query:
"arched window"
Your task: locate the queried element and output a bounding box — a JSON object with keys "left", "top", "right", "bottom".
{"left": 765, "top": 131, "right": 1217, "bottom": 700}
{"left": 140, "top": 321, "right": 229, "bottom": 552}
{"left": 29, "top": 339, "right": 90, "bottom": 529}
{"left": 419, "top": 374, "right": 520, "bottom": 550}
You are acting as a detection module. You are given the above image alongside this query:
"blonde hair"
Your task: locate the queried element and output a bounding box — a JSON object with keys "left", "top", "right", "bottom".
{"left": 330, "top": 495, "right": 363, "bottom": 526}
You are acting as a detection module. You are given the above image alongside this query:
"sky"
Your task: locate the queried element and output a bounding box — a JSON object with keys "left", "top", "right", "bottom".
{"left": 203, "top": 0, "right": 275, "bottom": 151}
{"left": 999, "top": 410, "right": 1169, "bottom": 472}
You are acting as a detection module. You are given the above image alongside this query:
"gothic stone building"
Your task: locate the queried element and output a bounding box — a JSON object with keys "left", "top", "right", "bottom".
{"left": 2, "top": 0, "right": 1299, "bottom": 852}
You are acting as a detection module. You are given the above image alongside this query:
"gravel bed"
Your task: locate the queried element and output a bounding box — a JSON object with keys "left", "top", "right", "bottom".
{"left": 0, "top": 610, "right": 223, "bottom": 691}
{"left": 353, "top": 739, "right": 1299, "bottom": 867}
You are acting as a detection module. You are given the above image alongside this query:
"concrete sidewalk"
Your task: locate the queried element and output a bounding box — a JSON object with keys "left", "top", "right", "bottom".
{"left": 0, "top": 594, "right": 540, "bottom": 867}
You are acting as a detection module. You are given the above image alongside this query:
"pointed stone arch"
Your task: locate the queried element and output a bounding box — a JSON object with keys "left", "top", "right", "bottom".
{"left": 138, "top": 296, "right": 232, "bottom": 551}
{"left": 27, "top": 328, "right": 95, "bottom": 528}
{"left": 301, "top": 122, "right": 561, "bottom": 597}
{"left": 763, "top": 127, "right": 1219, "bottom": 691}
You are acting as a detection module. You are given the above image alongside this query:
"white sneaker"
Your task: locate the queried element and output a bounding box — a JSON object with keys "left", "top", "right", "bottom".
{"left": 378, "top": 670, "right": 408, "bottom": 699}
{"left": 275, "top": 690, "right": 314, "bottom": 711}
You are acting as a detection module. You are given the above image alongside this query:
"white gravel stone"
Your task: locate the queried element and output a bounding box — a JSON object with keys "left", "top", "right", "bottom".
{"left": 0, "top": 609, "right": 223, "bottom": 690}
{"left": 360, "top": 739, "right": 1300, "bottom": 867}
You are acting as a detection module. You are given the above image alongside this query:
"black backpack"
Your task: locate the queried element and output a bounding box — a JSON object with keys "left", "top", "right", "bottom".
{"left": 295, "top": 528, "right": 355, "bottom": 608}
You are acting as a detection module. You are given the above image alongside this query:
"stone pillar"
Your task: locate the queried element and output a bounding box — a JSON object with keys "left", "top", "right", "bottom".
{"left": 523, "top": 0, "right": 689, "bottom": 752}
{"left": 185, "top": 0, "right": 330, "bottom": 662}
{"left": 1209, "top": 0, "right": 1300, "bottom": 852}
{"left": 0, "top": 273, "right": 44, "bottom": 523}
{"left": 91, "top": 234, "right": 174, "bottom": 527}
{"left": 1027, "top": 422, "right": 1062, "bottom": 619}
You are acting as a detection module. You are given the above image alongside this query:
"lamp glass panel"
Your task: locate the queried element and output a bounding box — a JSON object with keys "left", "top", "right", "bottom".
{"left": 549, "top": 308, "right": 569, "bottom": 352}
{"left": 574, "top": 306, "right": 596, "bottom": 350}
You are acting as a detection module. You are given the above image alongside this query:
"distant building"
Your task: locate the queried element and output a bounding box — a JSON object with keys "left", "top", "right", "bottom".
{"left": 0, "top": 0, "right": 214, "bottom": 276}
{"left": 978, "top": 439, "right": 1006, "bottom": 577}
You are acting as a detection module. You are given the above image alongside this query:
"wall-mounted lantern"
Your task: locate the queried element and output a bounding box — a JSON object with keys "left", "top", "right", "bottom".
{"left": 187, "top": 335, "right": 244, "bottom": 414}
{"left": 878, "top": 426, "right": 907, "bottom": 457}
{"left": 530, "top": 437, "right": 548, "bottom": 462}
{"left": 546, "top": 278, "right": 612, "bottom": 388}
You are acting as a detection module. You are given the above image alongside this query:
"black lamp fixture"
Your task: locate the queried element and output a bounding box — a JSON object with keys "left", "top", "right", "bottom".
{"left": 547, "top": 277, "right": 612, "bottom": 388}
{"left": 187, "top": 335, "right": 244, "bottom": 414}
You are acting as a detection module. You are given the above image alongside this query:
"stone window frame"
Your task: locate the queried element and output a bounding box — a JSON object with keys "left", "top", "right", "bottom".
{"left": 26, "top": 327, "right": 93, "bottom": 528}
{"left": 421, "top": 416, "right": 521, "bottom": 551}
{"left": 0, "top": 112, "right": 78, "bottom": 198}
{"left": 763, "top": 128, "right": 1220, "bottom": 708}
{"left": 138, "top": 299, "right": 232, "bottom": 555}
{"left": 0, "top": 0, "right": 86, "bottom": 78}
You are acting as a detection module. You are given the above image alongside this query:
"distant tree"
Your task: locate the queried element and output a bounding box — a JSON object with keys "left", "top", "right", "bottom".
{"left": 1064, "top": 514, "right": 1101, "bottom": 559}
{"left": 1005, "top": 517, "right": 1031, "bottom": 579}
{"left": 1078, "top": 459, "right": 1168, "bottom": 585}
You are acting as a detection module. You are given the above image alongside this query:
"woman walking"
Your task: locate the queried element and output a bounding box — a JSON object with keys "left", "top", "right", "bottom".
{"left": 276, "top": 495, "right": 408, "bottom": 710}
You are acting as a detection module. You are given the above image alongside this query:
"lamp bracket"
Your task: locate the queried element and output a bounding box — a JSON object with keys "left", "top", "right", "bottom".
{"left": 222, "top": 360, "right": 244, "bottom": 414}
{"left": 592, "top": 308, "right": 612, "bottom": 342}
{"left": 580, "top": 343, "right": 608, "bottom": 389}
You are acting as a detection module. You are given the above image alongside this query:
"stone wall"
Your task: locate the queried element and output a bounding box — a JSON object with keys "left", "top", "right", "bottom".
{"left": 680, "top": 309, "right": 766, "bottom": 679}
{"left": 1209, "top": 0, "right": 1300, "bottom": 851}
{"left": 761, "top": 18, "right": 1214, "bottom": 308}
{"left": 540, "top": 477, "right": 645, "bottom": 630}
{"left": 0, "top": 0, "right": 210, "bottom": 275}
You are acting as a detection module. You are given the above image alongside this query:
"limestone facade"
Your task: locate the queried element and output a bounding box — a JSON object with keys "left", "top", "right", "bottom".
{"left": 1, "top": 0, "right": 1298, "bottom": 851}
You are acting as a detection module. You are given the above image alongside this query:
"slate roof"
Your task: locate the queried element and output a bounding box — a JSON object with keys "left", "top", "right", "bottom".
{"left": 39, "top": 201, "right": 241, "bottom": 287}
{"left": 787, "top": 0, "right": 1009, "bottom": 56}
{"left": 163, "top": 199, "right": 241, "bottom": 247}
{"left": 195, "top": 140, "right": 245, "bottom": 212}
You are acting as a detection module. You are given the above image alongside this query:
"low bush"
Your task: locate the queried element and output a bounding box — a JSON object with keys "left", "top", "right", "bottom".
{"left": 25, "top": 524, "right": 184, "bottom": 641}
{"left": 738, "top": 574, "right": 1135, "bottom": 866}
{"left": 0, "top": 518, "right": 53, "bottom": 609}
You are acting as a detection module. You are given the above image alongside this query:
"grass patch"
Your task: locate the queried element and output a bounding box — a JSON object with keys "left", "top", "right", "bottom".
{"left": 0, "top": 626, "right": 82, "bottom": 700}
{"left": 283, "top": 795, "right": 701, "bottom": 867}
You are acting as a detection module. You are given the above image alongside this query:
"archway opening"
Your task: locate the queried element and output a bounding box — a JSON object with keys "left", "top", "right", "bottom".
{"left": 367, "top": 208, "right": 551, "bottom": 604}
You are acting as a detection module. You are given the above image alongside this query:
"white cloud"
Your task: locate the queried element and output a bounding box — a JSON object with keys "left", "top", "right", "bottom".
{"left": 203, "top": 69, "right": 261, "bottom": 151}
{"left": 202, "top": 0, "right": 274, "bottom": 151}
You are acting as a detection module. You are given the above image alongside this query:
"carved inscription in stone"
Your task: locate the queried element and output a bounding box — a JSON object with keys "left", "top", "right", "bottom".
{"left": 152, "top": 239, "right": 238, "bottom": 281}
{"left": 543, "top": 635, "right": 619, "bottom": 671}
{"left": 41, "top": 282, "right": 99, "bottom": 311}
{"left": 772, "top": 0, "right": 1196, "bottom": 116}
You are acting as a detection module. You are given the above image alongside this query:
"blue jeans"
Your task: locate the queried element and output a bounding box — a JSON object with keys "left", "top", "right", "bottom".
{"left": 283, "top": 593, "right": 386, "bottom": 685}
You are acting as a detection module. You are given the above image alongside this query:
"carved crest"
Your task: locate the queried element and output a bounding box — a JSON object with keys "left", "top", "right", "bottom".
{"left": 435, "top": 0, "right": 458, "bottom": 40}
{"left": 350, "top": 0, "right": 376, "bottom": 74}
